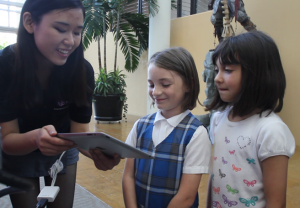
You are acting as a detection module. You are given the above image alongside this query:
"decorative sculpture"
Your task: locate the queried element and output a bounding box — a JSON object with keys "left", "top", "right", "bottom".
{"left": 196, "top": 0, "right": 257, "bottom": 129}
{"left": 221, "top": 0, "right": 235, "bottom": 39}
{"left": 195, "top": 50, "right": 215, "bottom": 128}
{"left": 208, "top": 0, "right": 256, "bottom": 42}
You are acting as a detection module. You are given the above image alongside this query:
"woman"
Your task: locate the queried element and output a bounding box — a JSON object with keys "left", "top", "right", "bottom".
{"left": 0, "top": 0, "right": 120, "bottom": 207}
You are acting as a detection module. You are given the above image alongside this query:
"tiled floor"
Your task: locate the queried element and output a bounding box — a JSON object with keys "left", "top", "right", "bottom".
{"left": 76, "top": 115, "right": 300, "bottom": 208}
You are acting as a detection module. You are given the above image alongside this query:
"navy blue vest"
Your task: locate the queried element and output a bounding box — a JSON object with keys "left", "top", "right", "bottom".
{"left": 135, "top": 112, "right": 202, "bottom": 208}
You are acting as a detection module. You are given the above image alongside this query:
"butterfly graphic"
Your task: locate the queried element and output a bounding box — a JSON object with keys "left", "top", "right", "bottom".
{"left": 229, "top": 150, "right": 235, "bottom": 155}
{"left": 213, "top": 186, "right": 220, "bottom": 194}
{"left": 243, "top": 179, "right": 257, "bottom": 187}
{"left": 239, "top": 196, "right": 258, "bottom": 207}
{"left": 232, "top": 164, "right": 241, "bottom": 172}
{"left": 246, "top": 158, "right": 256, "bottom": 164}
{"left": 222, "top": 194, "right": 238, "bottom": 207}
{"left": 225, "top": 137, "right": 230, "bottom": 144}
{"left": 212, "top": 201, "right": 222, "bottom": 208}
{"left": 222, "top": 157, "right": 228, "bottom": 164}
{"left": 214, "top": 157, "right": 218, "bottom": 161}
{"left": 219, "top": 169, "right": 226, "bottom": 178}
{"left": 226, "top": 184, "right": 239, "bottom": 195}
{"left": 212, "top": 174, "right": 215, "bottom": 180}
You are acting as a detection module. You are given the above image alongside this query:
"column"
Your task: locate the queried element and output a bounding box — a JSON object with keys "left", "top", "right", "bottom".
{"left": 147, "top": 0, "right": 171, "bottom": 114}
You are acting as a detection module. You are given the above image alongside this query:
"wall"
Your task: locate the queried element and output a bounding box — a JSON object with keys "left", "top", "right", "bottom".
{"left": 170, "top": 11, "right": 215, "bottom": 116}
{"left": 84, "top": 0, "right": 300, "bottom": 146}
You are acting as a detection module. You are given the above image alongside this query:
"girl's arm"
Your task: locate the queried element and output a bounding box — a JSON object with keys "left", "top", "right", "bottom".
{"left": 205, "top": 174, "right": 213, "bottom": 208}
{"left": 262, "top": 155, "right": 289, "bottom": 208}
{"left": 70, "top": 120, "right": 121, "bottom": 170}
{"left": 122, "top": 158, "right": 138, "bottom": 208}
{"left": 167, "top": 173, "right": 202, "bottom": 208}
{"left": 1, "top": 119, "right": 75, "bottom": 155}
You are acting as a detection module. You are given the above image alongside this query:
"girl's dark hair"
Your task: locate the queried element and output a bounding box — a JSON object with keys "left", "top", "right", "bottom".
{"left": 149, "top": 47, "right": 201, "bottom": 111}
{"left": 206, "top": 31, "right": 286, "bottom": 117}
{"left": 11, "top": 0, "right": 88, "bottom": 108}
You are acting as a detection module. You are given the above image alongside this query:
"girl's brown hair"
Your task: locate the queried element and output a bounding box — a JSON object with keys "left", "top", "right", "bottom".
{"left": 149, "top": 47, "right": 201, "bottom": 111}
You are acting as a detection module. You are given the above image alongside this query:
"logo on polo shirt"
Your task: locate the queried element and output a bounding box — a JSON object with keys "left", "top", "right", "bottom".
{"left": 54, "top": 100, "right": 69, "bottom": 110}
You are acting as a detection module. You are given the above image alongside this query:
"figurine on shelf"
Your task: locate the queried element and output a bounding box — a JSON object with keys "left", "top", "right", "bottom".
{"left": 208, "top": 0, "right": 256, "bottom": 42}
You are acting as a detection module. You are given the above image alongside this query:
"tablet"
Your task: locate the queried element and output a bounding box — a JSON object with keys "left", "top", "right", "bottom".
{"left": 57, "top": 132, "right": 154, "bottom": 159}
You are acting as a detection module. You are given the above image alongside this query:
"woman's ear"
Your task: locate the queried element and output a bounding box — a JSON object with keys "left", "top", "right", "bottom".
{"left": 23, "top": 12, "right": 34, "bottom": 34}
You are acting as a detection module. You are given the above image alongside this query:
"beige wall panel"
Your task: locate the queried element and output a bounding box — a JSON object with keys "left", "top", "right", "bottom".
{"left": 243, "top": 0, "right": 300, "bottom": 146}
{"left": 170, "top": 11, "right": 215, "bottom": 117}
{"left": 123, "top": 51, "right": 148, "bottom": 117}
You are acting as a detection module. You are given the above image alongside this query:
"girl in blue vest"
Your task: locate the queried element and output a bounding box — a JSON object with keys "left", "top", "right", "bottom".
{"left": 123, "top": 47, "right": 212, "bottom": 208}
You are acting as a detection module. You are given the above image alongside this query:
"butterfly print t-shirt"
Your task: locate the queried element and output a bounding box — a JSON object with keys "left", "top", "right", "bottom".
{"left": 209, "top": 107, "right": 295, "bottom": 207}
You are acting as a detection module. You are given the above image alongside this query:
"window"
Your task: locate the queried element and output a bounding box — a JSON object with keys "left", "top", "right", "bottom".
{"left": 120, "top": 0, "right": 210, "bottom": 20}
{"left": 122, "top": 0, "right": 150, "bottom": 16}
{"left": 196, "top": 0, "right": 210, "bottom": 13}
{"left": 171, "top": 0, "right": 210, "bottom": 19}
{"left": 0, "top": 0, "right": 25, "bottom": 48}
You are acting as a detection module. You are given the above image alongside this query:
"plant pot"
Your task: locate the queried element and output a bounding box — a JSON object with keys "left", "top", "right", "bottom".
{"left": 93, "top": 94, "right": 124, "bottom": 121}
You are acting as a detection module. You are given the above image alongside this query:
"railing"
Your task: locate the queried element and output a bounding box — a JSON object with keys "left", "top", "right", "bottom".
{"left": 174, "top": 0, "right": 210, "bottom": 19}
{"left": 123, "top": 0, "right": 210, "bottom": 19}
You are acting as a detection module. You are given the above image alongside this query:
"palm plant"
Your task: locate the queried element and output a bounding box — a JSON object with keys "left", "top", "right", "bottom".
{"left": 81, "top": 0, "right": 175, "bottom": 121}
{"left": 81, "top": 0, "right": 159, "bottom": 73}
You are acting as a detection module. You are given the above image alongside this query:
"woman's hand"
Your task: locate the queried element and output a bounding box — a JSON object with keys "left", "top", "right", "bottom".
{"left": 36, "top": 125, "right": 76, "bottom": 156}
{"left": 70, "top": 120, "right": 121, "bottom": 171}
{"left": 89, "top": 149, "right": 121, "bottom": 171}
{"left": 1, "top": 120, "right": 75, "bottom": 155}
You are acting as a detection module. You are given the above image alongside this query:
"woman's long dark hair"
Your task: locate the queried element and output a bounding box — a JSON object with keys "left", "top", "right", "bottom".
{"left": 10, "top": 0, "right": 89, "bottom": 109}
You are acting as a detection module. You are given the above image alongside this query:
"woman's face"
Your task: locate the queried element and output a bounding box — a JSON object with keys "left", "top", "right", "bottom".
{"left": 31, "top": 8, "right": 84, "bottom": 66}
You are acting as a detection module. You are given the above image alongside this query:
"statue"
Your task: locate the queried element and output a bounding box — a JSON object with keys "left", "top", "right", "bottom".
{"left": 196, "top": 0, "right": 256, "bottom": 129}
{"left": 195, "top": 50, "right": 215, "bottom": 129}
{"left": 208, "top": 0, "right": 256, "bottom": 42}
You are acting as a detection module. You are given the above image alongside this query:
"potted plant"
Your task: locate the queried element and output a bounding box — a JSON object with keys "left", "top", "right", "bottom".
{"left": 93, "top": 68, "right": 128, "bottom": 121}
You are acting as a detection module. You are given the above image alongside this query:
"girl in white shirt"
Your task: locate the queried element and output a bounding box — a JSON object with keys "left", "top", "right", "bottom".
{"left": 122, "top": 47, "right": 212, "bottom": 208}
{"left": 206, "top": 31, "right": 295, "bottom": 208}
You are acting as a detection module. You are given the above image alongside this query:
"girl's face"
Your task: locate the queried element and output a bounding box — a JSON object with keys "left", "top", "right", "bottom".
{"left": 30, "top": 8, "right": 84, "bottom": 66}
{"left": 214, "top": 58, "right": 242, "bottom": 103}
{"left": 148, "top": 63, "right": 189, "bottom": 119}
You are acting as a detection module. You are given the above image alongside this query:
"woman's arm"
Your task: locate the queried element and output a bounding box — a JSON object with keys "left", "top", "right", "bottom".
{"left": 122, "top": 158, "right": 138, "bottom": 208}
{"left": 1, "top": 119, "right": 75, "bottom": 155}
{"left": 70, "top": 120, "right": 121, "bottom": 171}
{"left": 262, "top": 155, "right": 289, "bottom": 208}
{"left": 167, "top": 173, "right": 202, "bottom": 208}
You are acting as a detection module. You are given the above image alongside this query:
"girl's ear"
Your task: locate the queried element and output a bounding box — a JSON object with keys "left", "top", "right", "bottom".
{"left": 185, "top": 77, "right": 193, "bottom": 92}
{"left": 23, "top": 12, "right": 34, "bottom": 34}
{"left": 185, "top": 84, "right": 190, "bottom": 93}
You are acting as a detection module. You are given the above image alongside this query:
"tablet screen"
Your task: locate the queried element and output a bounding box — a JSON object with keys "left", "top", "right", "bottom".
{"left": 57, "top": 132, "right": 154, "bottom": 159}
